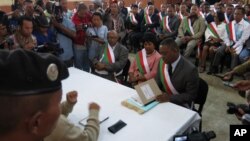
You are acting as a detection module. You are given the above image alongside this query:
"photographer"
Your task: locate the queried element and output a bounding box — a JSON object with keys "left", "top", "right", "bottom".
{"left": 72, "top": 2, "right": 92, "bottom": 72}
{"left": 51, "top": 1, "right": 76, "bottom": 67}
{"left": 9, "top": 16, "right": 37, "bottom": 50}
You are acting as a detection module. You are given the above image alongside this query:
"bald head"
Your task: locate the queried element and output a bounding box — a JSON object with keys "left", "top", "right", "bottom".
{"left": 108, "top": 30, "right": 119, "bottom": 46}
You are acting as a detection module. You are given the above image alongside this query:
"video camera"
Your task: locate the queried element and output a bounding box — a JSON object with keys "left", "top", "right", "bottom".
{"left": 173, "top": 129, "right": 216, "bottom": 141}
{"left": 33, "top": 42, "right": 64, "bottom": 56}
{"left": 227, "top": 102, "right": 250, "bottom": 115}
{"left": 51, "top": 0, "right": 63, "bottom": 23}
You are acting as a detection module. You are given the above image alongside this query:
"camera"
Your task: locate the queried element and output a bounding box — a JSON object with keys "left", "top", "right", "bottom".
{"left": 173, "top": 129, "right": 216, "bottom": 141}
{"left": 33, "top": 42, "right": 64, "bottom": 56}
{"left": 51, "top": 1, "right": 63, "bottom": 23}
{"left": 227, "top": 102, "right": 250, "bottom": 115}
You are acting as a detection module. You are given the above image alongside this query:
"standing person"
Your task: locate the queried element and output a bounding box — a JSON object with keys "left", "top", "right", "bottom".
{"left": 0, "top": 49, "right": 69, "bottom": 141}
{"left": 72, "top": 3, "right": 92, "bottom": 71}
{"left": 86, "top": 12, "right": 108, "bottom": 62}
{"left": 155, "top": 38, "right": 199, "bottom": 107}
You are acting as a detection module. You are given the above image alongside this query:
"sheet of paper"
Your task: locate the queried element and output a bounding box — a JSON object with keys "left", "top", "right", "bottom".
{"left": 140, "top": 84, "right": 154, "bottom": 100}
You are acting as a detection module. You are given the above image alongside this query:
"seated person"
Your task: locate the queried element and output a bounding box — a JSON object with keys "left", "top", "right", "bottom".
{"left": 212, "top": 7, "right": 250, "bottom": 73}
{"left": 92, "top": 30, "right": 129, "bottom": 82}
{"left": 175, "top": 5, "right": 206, "bottom": 59}
{"left": 155, "top": 38, "right": 199, "bottom": 107}
{"left": 199, "top": 11, "right": 230, "bottom": 73}
{"left": 158, "top": 5, "right": 180, "bottom": 42}
{"left": 129, "top": 32, "right": 161, "bottom": 86}
{"left": 141, "top": 5, "right": 160, "bottom": 34}
{"left": 45, "top": 91, "right": 100, "bottom": 141}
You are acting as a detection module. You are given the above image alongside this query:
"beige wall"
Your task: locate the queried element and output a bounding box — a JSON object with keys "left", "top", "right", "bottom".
{"left": 0, "top": 0, "right": 13, "bottom": 6}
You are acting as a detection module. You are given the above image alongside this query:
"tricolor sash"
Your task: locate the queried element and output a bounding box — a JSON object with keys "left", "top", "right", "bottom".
{"left": 144, "top": 14, "right": 156, "bottom": 33}
{"left": 129, "top": 13, "right": 138, "bottom": 25}
{"left": 226, "top": 21, "right": 237, "bottom": 42}
{"left": 135, "top": 48, "right": 150, "bottom": 74}
{"left": 158, "top": 12, "right": 163, "bottom": 21}
{"left": 207, "top": 22, "right": 220, "bottom": 38}
{"left": 198, "top": 11, "right": 205, "bottom": 19}
{"left": 179, "top": 12, "right": 184, "bottom": 20}
{"left": 158, "top": 59, "right": 179, "bottom": 95}
{"left": 162, "top": 16, "right": 172, "bottom": 32}
{"left": 184, "top": 18, "right": 194, "bottom": 36}
{"left": 224, "top": 13, "right": 229, "bottom": 24}
{"left": 95, "top": 43, "right": 115, "bottom": 75}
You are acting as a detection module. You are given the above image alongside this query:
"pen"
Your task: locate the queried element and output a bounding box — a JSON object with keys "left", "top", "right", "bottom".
{"left": 100, "top": 117, "right": 109, "bottom": 124}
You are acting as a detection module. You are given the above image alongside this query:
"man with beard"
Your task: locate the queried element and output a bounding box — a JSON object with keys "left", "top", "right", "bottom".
{"left": 175, "top": 5, "right": 206, "bottom": 59}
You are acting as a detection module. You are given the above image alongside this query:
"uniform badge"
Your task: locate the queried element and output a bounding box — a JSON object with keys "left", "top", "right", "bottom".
{"left": 47, "top": 63, "right": 58, "bottom": 81}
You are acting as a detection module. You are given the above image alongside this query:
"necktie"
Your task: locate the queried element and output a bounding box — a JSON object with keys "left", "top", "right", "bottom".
{"left": 168, "top": 64, "right": 172, "bottom": 78}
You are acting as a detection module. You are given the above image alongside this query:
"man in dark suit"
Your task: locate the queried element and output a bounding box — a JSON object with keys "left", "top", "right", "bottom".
{"left": 155, "top": 38, "right": 199, "bottom": 107}
{"left": 141, "top": 5, "right": 160, "bottom": 34}
{"left": 92, "top": 30, "right": 129, "bottom": 82}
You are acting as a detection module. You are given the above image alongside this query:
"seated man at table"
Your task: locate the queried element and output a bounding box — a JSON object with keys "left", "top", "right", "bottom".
{"left": 155, "top": 38, "right": 199, "bottom": 107}
{"left": 92, "top": 30, "right": 129, "bottom": 82}
{"left": 128, "top": 32, "right": 161, "bottom": 86}
{"left": 0, "top": 49, "right": 69, "bottom": 141}
{"left": 45, "top": 91, "right": 100, "bottom": 141}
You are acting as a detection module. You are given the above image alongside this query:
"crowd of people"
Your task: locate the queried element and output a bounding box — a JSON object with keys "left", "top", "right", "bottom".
{"left": 0, "top": 0, "right": 250, "bottom": 141}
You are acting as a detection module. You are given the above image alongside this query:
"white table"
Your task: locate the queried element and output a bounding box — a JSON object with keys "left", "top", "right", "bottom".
{"left": 62, "top": 68, "right": 200, "bottom": 141}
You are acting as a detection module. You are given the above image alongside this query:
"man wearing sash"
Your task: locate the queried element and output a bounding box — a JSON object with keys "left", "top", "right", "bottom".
{"left": 129, "top": 32, "right": 161, "bottom": 86}
{"left": 155, "top": 38, "right": 199, "bottom": 107}
{"left": 141, "top": 5, "right": 160, "bottom": 34}
{"left": 178, "top": 3, "right": 189, "bottom": 21}
{"left": 158, "top": 6, "right": 180, "bottom": 41}
{"left": 224, "top": 4, "right": 234, "bottom": 24}
{"left": 213, "top": 7, "right": 250, "bottom": 72}
{"left": 92, "top": 30, "right": 129, "bottom": 82}
{"left": 158, "top": 4, "right": 167, "bottom": 23}
{"left": 175, "top": 5, "right": 206, "bottom": 59}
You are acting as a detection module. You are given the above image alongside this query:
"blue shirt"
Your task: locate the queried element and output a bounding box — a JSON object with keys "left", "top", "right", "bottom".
{"left": 57, "top": 16, "right": 75, "bottom": 61}
{"left": 33, "top": 28, "right": 56, "bottom": 46}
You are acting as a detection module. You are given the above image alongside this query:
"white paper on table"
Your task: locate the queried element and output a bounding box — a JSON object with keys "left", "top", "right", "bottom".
{"left": 140, "top": 84, "right": 155, "bottom": 100}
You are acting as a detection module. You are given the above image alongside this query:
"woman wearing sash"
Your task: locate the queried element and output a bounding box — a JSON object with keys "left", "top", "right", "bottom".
{"left": 128, "top": 32, "right": 161, "bottom": 86}
{"left": 199, "top": 12, "right": 230, "bottom": 73}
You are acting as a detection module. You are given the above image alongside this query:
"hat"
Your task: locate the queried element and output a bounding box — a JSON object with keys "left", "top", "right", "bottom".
{"left": 36, "top": 16, "right": 49, "bottom": 28}
{"left": 0, "top": 49, "right": 69, "bottom": 96}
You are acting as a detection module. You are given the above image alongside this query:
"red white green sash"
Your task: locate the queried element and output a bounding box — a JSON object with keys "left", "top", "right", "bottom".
{"left": 158, "top": 59, "right": 179, "bottom": 95}
{"left": 207, "top": 22, "right": 220, "bottom": 38}
{"left": 135, "top": 48, "right": 150, "bottom": 74}
{"left": 129, "top": 13, "right": 138, "bottom": 25}
{"left": 226, "top": 21, "right": 237, "bottom": 42}
{"left": 102, "top": 43, "right": 115, "bottom": 64}
{"left": 158, "top": 12, "right": 163, "bottom": 21}
{"left": 144, "top": 14, "right": 156, "bottom": 33}
{"left": 184, "top": 18, "right": 194, "bottom": 36}
{"left": 179, "top": 12, "right": 183, "bottom": 20}
{"left": 162, "top": 16, "right": 172, "bottom": 32}
{"left": 198, "top": 11, "right": 204, "bottom": 19}
{"left": 224, "top": 13, "right": 229, "bottom": 24}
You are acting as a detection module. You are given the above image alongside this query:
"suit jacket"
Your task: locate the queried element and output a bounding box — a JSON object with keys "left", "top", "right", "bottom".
{"left": 92, "top": 43, "right": 129, "bottom": 74}
{"left": 178, "top": 16, "right": 206, "bottom": 39}
{"left": 125, "top": 13, "right": 142, "bottom": 32}
{"left": 155, "top": 56, "right": 199, "bottom": 107}
{"left": 141, "top": 13, "right": 160, "bottom": 33}
{"left": 159, "top": 15, "right": 180, "bottom": 39}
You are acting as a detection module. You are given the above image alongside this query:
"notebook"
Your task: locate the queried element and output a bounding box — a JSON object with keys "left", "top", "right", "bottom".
{"left": 133, "top": 79, "right": 162, "bottom": 106}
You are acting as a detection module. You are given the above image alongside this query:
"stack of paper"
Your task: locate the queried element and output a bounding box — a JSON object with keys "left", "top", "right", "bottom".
{"left": 121, "top": 98, "right": 159, "bottom": 114}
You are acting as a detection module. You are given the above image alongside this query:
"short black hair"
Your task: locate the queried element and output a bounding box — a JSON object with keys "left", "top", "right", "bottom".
{"left": 216, "top": 11, "right": 225, "bottom": 22}
{"left": 92, "top": 12, "right": 103, "bottom": 20}
{"left": 235, "top": 6, "right": 245, "bottom": 15}
{"left": 160, "top": 38, "right": 179, "bottom": 52}
{"left": 226, "top": 4, "right": 234, "bottom": 8}
{"left": 142, "top": 32, "right": 158, "bottom": 47}
{"left": 18, "top": 16, "right": 33, "bottom": 26}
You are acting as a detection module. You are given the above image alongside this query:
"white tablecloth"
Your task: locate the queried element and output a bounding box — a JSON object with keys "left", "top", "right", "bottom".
{"left": 62, "top": 68, "right": 200, "bottom": 141}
